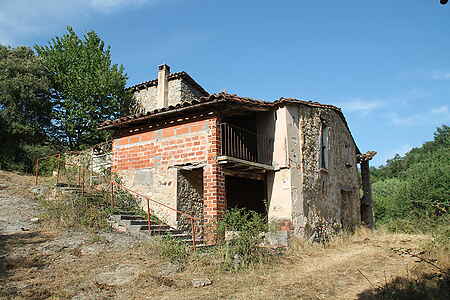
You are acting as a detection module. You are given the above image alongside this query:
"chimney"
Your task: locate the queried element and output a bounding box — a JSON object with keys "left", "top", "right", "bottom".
{"left": 157, "top": 64, "right": 170, "bottom": 108}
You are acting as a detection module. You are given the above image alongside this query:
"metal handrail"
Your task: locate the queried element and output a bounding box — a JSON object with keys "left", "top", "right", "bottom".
{"left": 111, "top": 181, "right": 201, "bottom": 250}
{"left": 34, "top": 151, "right": 86, "bottom": 185}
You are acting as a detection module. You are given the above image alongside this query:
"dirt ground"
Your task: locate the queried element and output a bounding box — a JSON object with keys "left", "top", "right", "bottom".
{"left": 0, "top": 170, "right": 447, "bottom": 300}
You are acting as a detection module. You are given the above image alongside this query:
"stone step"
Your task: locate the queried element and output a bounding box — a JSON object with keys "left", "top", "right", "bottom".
{"left": 128, "top": 220, "right": 171, "bottom": 228}
{"left": 138, "top": 226, "right": 184, "bottom": 235}
{"left": 117, "top": 215, "right": 146, "bottom": 221}
{"left": 108, "top": 213, "right": 205, "bottom": 245}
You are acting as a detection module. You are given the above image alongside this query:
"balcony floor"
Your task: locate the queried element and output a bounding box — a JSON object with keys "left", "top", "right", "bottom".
{"left": 217, "top": 155, "right": 273, "bottom": 177}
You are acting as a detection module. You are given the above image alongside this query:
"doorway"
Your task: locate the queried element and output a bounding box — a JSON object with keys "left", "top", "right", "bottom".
{"left": 225, "top": 175, "right": 267, "bottom": 215}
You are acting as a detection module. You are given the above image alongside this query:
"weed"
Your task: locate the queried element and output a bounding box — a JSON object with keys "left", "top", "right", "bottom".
{"left": 217, "top": 208, "right": 271, "bottom": 271}
{"left": 159, "top": 236, "right": 189, "bottom": 264}
{"left": 39, "top": 185, "right": 142, "bottom": 232}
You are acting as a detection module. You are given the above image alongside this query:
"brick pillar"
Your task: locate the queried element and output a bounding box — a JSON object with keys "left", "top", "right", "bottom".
{"left": 203, "top": 117, "right": 225, "bottom": 244}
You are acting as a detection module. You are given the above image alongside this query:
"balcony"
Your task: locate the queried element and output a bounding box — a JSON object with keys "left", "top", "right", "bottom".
{"left": 219, "top": 123, "right": 274, "bottom": 171}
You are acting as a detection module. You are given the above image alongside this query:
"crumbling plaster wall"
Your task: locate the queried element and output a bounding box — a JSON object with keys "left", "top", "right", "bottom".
{"left": 258, "top": 108, "right": 294, "bottom": 225}
{"left": 296, "top": 105, "right": 360, "bottom": 238}
{"left": 261, "top": 104, "right": 360, "bottom": 237}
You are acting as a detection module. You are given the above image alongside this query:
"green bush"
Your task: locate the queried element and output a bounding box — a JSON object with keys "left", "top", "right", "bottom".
{"left": 40, "top": 185, "right": 143, "bottom": 231}
{"left": 159, "top": 236, "right": 189, "bottom": 264}
{"left": 217, "top": 208, "right": 270, "bottom": 271}
{"left": 373, "top": 178, "right": 406, "bottom": 223}
{"left": 372, "top": 126, "right": 449, "bottom": 234}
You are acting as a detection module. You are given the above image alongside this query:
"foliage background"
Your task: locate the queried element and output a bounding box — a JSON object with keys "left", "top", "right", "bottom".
{"left": 0, "top": 27, "right": 133, "bottom": 172}
{"left": 371, "top": 125, "right": 449, "bottom": 239}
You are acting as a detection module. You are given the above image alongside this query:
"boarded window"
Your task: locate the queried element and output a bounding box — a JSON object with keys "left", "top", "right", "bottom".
{"left": 320, "top": 125, "right": 329, "bottom": 169}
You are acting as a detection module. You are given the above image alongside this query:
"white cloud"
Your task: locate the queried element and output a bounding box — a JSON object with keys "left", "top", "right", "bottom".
{"left": 388, "top": 112, "right": 422, "bottom": 126}
{"left": 0, "top": 0, "right": 156, "bottom": 46}
{"left": 338, "top": 99, "right": 383, "bottom": 114}
{"left": 388, "top": 106, "right": 450, "bottom": 126}
{"left": 89, "top": 0, "right": 152, "bottom": 10}
{"left": 431, "top": 71, "right": 450, "bottom": 80}
{"left": 372, "top": 144, "right": 413, "bottom": 167}
{"left": 431, "top": 105, "right": 449, "bottom": 115}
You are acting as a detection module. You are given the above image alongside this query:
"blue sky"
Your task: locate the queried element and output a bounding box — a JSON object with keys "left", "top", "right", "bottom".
{"left": 1, "top": 0, "right": 449, "bottom": 166}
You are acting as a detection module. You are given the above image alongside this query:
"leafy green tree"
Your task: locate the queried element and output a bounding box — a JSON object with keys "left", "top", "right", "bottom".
{"left": 372, "top": 125, "right": 450, "bottom": 233}
{"left": 35, "top": 27, "right": 133, "bottom": 150}
{"left": 0, "top": 45, "right": 53, "bottom": 171}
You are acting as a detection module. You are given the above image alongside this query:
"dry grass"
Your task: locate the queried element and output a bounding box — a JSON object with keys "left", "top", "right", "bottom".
{"left": 2, "top": 227, "right": 447, "bottom": 300}
{"left": 1, "top": 170, "right": 448, "bottom": 299}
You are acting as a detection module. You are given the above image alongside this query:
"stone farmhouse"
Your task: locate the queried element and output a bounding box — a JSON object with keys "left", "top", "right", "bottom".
{"left": 99, "top": 65, "right": 375, "bottom": 242}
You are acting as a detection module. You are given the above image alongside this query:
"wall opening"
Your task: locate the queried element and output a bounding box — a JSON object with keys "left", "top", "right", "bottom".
{"left": 225, "top": 175, "right": 267, "bottom": 216}
{"left": 176, "top": 168, "right": 203, "bottom": 231}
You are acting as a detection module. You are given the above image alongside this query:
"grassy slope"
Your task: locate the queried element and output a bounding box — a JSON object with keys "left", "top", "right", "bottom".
{"left": 1, "top": 171, "right": 448, "bottom": 300}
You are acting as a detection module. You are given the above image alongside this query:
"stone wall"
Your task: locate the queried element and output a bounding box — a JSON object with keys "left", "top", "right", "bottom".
{"left": 133, "top": 85, "right": 157, "bottom": 113}
{"left": 133, "top": 78, "right": 204, "bottom": 113}
{"left": 262, "top": 104, "right": 360, "bottom": 238}
{"left": 294, "top": 105, "right": 360, "bottom": 239}
{"left": 180, "top": 80, "right": 206, "bottom": 103}
{"left": 111, "top": 119, "right": 210, "bottom": 227}
{"left": 177, "top": 169, "right": 203, "bottom": 232}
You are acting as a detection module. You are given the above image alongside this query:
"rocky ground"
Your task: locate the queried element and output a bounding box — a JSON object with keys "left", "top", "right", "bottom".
{"left": 0, "top": 171, "right": 147, "bottom": 299}
{"left": 0, "top": 170, "right": 447, "bottom": 300}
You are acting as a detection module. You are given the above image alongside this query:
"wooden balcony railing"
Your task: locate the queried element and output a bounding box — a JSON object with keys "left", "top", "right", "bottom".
{"left": 220, "top": 123, "right": 273, "bottom": 165}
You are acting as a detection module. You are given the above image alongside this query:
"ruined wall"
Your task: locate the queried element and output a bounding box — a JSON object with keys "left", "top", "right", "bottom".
{"left": 177, "top": 169, "right": 203, "bottom": 232}
{"left": 133, "top": 79, "right": 204, "bottom": 112}
{"left": 112, "top": 119, "right": 210, "bottom": 227}
{"left": 252, "top": 105, "right": 359, "bottom": 237}
{"left": 180, "top": 80, "right": 205, "bottom": 103}
{"left": 295, "top": 105, "right": 360, "bottom": 239}
{"left": 133, "top": 85, "right": 158, "bottom": 113}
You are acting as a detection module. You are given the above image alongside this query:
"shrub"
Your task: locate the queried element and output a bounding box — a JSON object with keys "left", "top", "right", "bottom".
{"left": 39, "top": 185, "right": 143, "bottom": 231}
{"left": 217, "top": 208, "right": 270, "bottom": 271}
{"left": 159, "top": 236, "right": 189, "bottom": 264}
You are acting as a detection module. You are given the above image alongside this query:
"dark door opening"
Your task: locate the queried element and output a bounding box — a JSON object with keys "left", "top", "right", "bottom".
{"left": 225, "top": 175, "right": 267, "bottom": 215}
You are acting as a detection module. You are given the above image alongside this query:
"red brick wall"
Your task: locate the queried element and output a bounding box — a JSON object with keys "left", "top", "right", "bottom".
{"left": 203, "top": 118, "right": 226, "bottom": 243}
{"left": 112, "top": 119, "right": 210, "bottom": 172}
{"left": 111, "top": 117, "right": 226, "bottom": 243}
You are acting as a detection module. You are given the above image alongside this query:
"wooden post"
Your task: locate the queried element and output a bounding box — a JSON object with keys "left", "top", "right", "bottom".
{"left": 77, "top": 166, "right": 81, "bottom": 186}
{"left": 56, "top": 154, "right": 61, "bottom": 185}
{"left": 34, "top": 159, "right": 40, "bottom": 185}
{"left": 147, "top": 198, "right": 152, "bottom": 235}
{"left": 81, "top": 167, "right": 85, "bottom": 195}
{"left": 360, "top": 160, "right": 374, "bottom": 229}
{"left": 191, "top": 218, "right": 196, "bottom": 251}
{"left": 111, "top": 183, "right": 115, "bottom": 208}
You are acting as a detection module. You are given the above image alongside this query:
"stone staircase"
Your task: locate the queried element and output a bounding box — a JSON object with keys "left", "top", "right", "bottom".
{"left": 108, "top": 212, "right": 205, "bottom": 246}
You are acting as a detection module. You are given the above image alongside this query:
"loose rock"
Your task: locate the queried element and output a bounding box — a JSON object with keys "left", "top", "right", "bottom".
{"left": 192, "top": 278, "right": 212, "bottom": 288}
{"left": 159, "top": 262, "right": 181, "bottom": 276}
{"left": 94, "top": 264, "right": 142, "bottom": 287}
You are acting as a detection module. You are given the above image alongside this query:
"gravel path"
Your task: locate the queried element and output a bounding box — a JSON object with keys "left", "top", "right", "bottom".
{"left": 0, "top": 173, "right": 41, "bottom": 234}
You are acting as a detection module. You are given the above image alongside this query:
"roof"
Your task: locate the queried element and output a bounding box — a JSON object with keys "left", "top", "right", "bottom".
{"left": 99, "top": 92, "right": 360, "bottom": 154}
{"left": 128, "top": 71, "right": 209, "bottom": 96}
{"left": 100, "top": 92, "right": 342, "bottom": 129}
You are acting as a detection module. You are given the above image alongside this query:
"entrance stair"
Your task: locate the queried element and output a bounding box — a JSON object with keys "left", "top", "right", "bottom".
{"left": 108, "top": 212, "right": 205, "bottom": 246}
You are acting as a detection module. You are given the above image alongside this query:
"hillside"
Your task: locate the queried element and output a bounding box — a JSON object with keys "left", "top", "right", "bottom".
{"left": 371, "top": 125, "right": 449, "bottom": 234}
{"left": 0, "top": 170, "right": 448, "bottom": 299}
